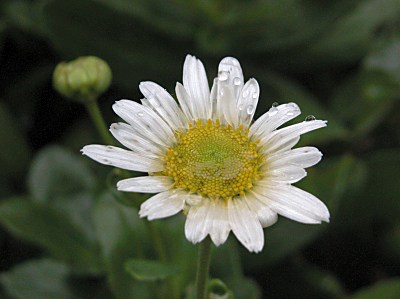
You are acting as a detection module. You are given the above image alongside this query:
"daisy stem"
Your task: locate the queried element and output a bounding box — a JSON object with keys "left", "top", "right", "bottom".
{"left": 148, "top": 221, "right": 180, "bottom": 299}
{"left": 85, "top": 97, "right": 114, "bottom": 145}
{"left": 147, "top": 221, "right": 167, "bottom": 262}
{"left": 195, "top": 237, "right": 212, "bottom": 299}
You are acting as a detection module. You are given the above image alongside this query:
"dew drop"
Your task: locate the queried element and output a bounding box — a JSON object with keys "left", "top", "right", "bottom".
{"left": 269, "top": 107, "right": 278, "bottom": 116}
{"left": 286, "top": 111, "right": 294, "bottom": 116}
{"left": 252, "top": 91, "right": 259, "bottom": 99}
{"left": 272, "top": 102, "right": 279, "bottom": 107}
{"left": 242, "top": 89, "right": 249, "bottom": 98}
{"left": 218, "top": 71, "right": 229, "bottom": 81}
{"left": 219, "top": 88, "right": 225, "bottom": 96}
{"left": 246, "top": 105, "right": 255, "bottom": 114}
{"left": 238, "top": 104, "right": 244, "bottom": 111}
{"left": 233, "top": 77, "right": 241, "bottom": 86}
{"left": 305, "top": 115, "right": 316, "bottom": 121}
{"left": 137, "top": 112, "right": 144, "bottom": 117}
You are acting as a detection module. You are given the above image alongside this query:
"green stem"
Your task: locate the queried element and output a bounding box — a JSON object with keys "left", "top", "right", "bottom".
{"left": 147, "top": 221, "right": 180, "bottom": 299}
{"left": 147, "top": 221, "right": 167, "bottom": 262}
{"left": 85, "top": 98, "right": 114, "bottom": 144}
{"left": 195, "top": 237, "right": 212, "bottom": 299}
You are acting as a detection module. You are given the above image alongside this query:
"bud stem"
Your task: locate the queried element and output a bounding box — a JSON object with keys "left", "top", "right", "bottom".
{"left": 85, "top": 98, "right": 114, "bottom": 145}
{"left": 195, "top": 237, "right": 212, "bottom": 299}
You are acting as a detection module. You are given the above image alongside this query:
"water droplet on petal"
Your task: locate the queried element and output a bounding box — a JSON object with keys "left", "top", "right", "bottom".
{"left": 238, "top": 104, "right": 244, "bottom": 111}
{"left": 246, "top": 105, "right": 255, "bottom": 114}
{"left": 218, "top": 71, "right": 229, "bottom": 81}
{"left": 252, "top": 91, "right": 259, "bottom": 99}
{"left": 272, "top": 102, "right": 279, "bottom": 107}
{"left": 242, "top": 89, "right": 249, "bottom": 98}
{"left": 233, "top": 77, "right": 241, "bottom": 85}
{"left": 269, "top": 107, "right": 278, "bottom": 116}
{"left": 137, "top": 112, "right": 144, "bottom": 117}
{"left": 219, "top": 88, "right": 225, "bottom": 96}
{"left": 286, "top": 111, "right": 294, "bottom": 116}
{"left": 305, "top": 115, "right": 316, "bottom": 121}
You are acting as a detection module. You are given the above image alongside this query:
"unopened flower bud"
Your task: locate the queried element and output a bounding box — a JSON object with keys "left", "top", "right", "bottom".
{"left": 53, "top": 56, "right": 112, "bottom": 102}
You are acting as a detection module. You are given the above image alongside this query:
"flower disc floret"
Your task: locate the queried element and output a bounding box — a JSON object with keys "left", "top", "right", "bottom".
{"left": 163, "top": 119, "right": 264, "bottom": 200}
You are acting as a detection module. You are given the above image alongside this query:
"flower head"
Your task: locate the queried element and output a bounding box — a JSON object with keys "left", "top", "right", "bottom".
{"left": 82, "top": 55, "right": 329, "bottom": 252}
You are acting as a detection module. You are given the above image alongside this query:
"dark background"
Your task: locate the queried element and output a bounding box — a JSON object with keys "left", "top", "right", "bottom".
{"left": 0, "top": 0, "right": 400, "bottom": 298}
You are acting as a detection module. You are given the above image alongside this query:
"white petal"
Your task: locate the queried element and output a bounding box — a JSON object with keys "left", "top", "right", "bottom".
{"left": 243, "top": 193, "right": 277, "bottom": 228}
{"left": 218, "top": 57, "right": 244, "bottom": 99}
{"left": 176, "top": 82, "right": 194, "bottom": 120}
{"left": 250, "top": 103, "right": 301, "bottom": 140}
{"left": 117, "top": 176, "right": 173, "bottom": 193}
{"left": 110, "top": 122, "right": 164, "bottom": 156}
{"left": 260, "top": 120, "right": 327, "bottom": 154}
{"left": 112, "top": 100, "right": 176, "bottom": 147}
{"left": 185, "top": 194, "right": 204, "bottom": 206}
{"left": 139, "top": 189, "right": 186, "bottom": 220}
{"left": 208, "top": 200, "right": 230, "bottom": 246}
{"left": 215, "top": 57, "right": 244, "bottom": 127}
{"left": 237, "top": 79, "right": 260, "bottom": 127}
{"left": 262, "top": 165, "right": 307, "bottom": 184}
{"left": 185, "top": 199, "right": 231, "bottom": 246}
{"left": 182, "top": 55, "right": 211, "bottom": 120}
{"left": 252, "top": 185, "right": 330, "bottom": 224}
{"left": 185, "top": 200, "right": 212, "bottom": 244}
{"left": 81, "top": 145, "right": 163, "bottom": 172}
{"left": 228, "top": 198, "right": 264, "bottom": 253}
{"left": 139, "top": 81, "right": 188, "bottom": 130}
{"left": 209, "top": 77, "right": 219, "bottom": 121}
{"left": 267, "top": 147, "right": 323, "bottom": 168}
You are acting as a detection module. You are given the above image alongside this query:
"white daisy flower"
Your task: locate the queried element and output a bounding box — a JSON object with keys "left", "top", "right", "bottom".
{"left": 82, "top": 55, "right": 330, "bottom": 253}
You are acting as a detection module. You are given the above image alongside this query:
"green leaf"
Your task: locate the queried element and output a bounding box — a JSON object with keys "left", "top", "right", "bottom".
{"left": 93, "top": 192, "right": 152, "bottom": 299}
{"left": 125, "top": 259, "right": 179, "bottom": 281}
{"left": 0, "top": 102, "right": 31, "bottom": 178}
{"left": 349, "top": 278, "right": 400, "bottom": 299}
{"left": 196, "top": 0, "right": 323, "bottom": 55}
{"left": 331, "top": 74, "right": 396, "bottom": 140}
{"left": 92, "top": 0, "right": 196, "bottom": 39}
{"left": 2, "top": 0, "right": 47, "bottom": 36}
{"left": 28, "top": 145, "right": 95, "bottom": 203}
{"left": 305, "top": 0, "right": 400, "bottom": 65}
{"left": 208, "top": 279, "right": 234, "bottom": 299}
{"left": 0, "top": 259, "right": 74, "bottom": 299}
{"left": 0, "top": 197, "right": 102, "bottom": 274}
{"left": 364, "top": 35, "right": 400, "bottom": 85}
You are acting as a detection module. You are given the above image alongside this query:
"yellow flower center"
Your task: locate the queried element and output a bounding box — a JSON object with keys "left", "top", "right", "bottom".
{"left": 163, "top": 119, "right": 264, "bottom": 200}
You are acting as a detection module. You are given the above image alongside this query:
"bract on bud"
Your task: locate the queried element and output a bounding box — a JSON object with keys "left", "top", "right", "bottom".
{"left": 53, "top": 56, "right": 112, "bottom": 102}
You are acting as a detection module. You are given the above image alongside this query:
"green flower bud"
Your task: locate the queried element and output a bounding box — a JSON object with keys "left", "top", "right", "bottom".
{"left": 53, "top": 56, "right": 112, "bottom": 102}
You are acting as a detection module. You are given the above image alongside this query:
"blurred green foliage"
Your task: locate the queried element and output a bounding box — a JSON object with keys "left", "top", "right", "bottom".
{"left": 0, "top": 0, "right": 399, "bottom": 298}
